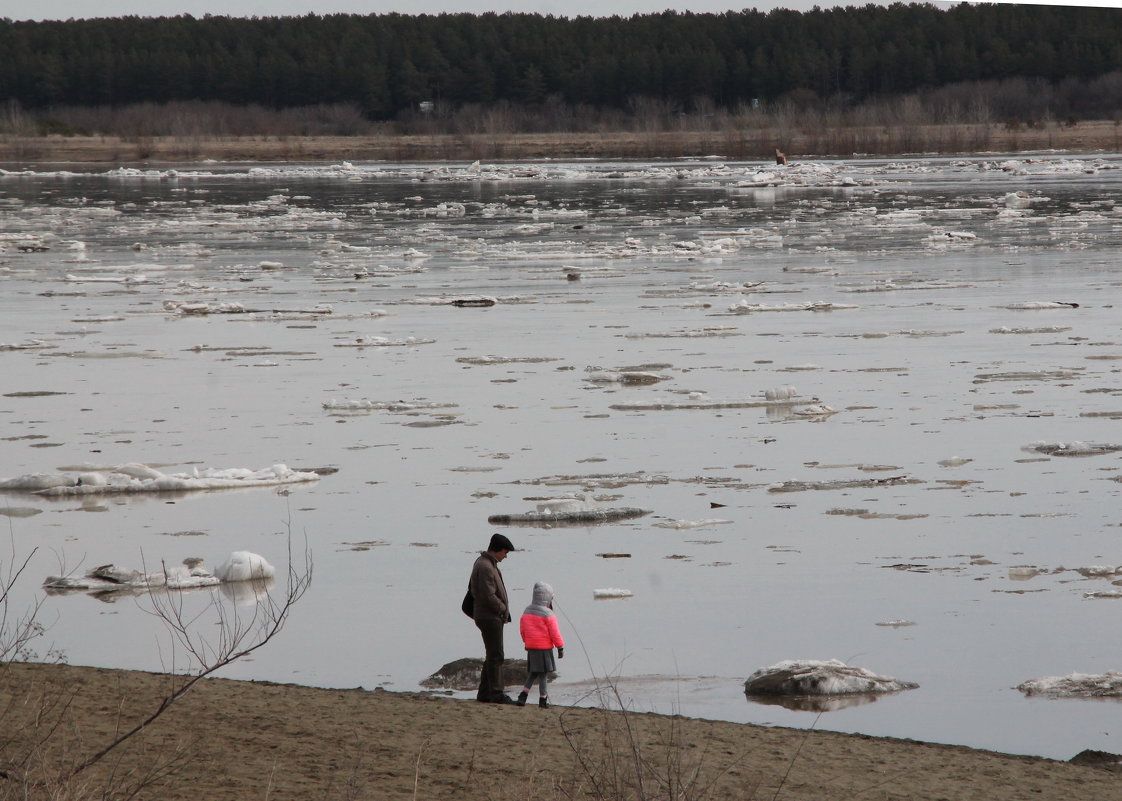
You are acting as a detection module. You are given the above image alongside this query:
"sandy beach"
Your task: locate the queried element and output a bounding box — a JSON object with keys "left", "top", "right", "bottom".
{"left": 1, "top": 661, "right": 1119, "bottom": 800}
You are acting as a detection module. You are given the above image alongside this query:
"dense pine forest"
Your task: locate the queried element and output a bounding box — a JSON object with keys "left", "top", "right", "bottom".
{"left": 2, "top": 3, "right": 1121, "bottom": 120}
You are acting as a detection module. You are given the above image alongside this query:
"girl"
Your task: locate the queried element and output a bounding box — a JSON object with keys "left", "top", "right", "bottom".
{"left": 517, "top": 581, "right": 564, "bottom": 708}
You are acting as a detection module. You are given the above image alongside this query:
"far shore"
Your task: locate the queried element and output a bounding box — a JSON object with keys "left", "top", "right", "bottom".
{"left": 2, "top": 661, "right": 1120, "bottom": 801}
{"left": 1, "top": 120, "right": 1121, "bottom": 164}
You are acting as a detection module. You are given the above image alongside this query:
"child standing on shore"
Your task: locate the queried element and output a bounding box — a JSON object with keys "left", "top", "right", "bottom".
{"left": 517, "top": 581, "right": 564, "bottom": 708}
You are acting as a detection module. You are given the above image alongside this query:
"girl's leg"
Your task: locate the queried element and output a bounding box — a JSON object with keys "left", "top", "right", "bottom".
{"left": 538, "top": 672, "right": 548, "bottom": 697}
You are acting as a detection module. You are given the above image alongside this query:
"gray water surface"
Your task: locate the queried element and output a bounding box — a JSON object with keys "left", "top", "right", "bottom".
{"left": 2, "top": 154, "right": 1122, "bottom": 759}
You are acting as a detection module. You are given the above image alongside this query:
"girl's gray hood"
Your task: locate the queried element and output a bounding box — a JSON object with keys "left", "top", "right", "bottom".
{"left": 523, "top": 581, "right": 555, "bottom": 617}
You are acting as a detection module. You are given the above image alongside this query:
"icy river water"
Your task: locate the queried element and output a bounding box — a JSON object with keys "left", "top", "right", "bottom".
{"left": 2, "top": 153, "right": 1122, "bottom": 760}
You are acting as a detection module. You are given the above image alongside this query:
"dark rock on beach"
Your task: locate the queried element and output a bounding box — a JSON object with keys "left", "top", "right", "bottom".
{"left": 420, "top": 657, "right": 556, "bottom": 691}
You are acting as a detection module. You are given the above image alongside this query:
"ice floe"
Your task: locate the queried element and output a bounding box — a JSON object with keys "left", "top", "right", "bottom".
{"left": 998, "top": 301, "right": 1080, "bottom": 310}
{"left": 768, "top": 475, "right": 920, "bottom": 493}
{"left": 1022, "top": 441, "right": 1122, "bottom": 457}
{"left": 583, "top": 367, "right": 666, "bottom": 385}
{"left": 1017, "top": 672, "right": 1122, "bottom": 698}
{"left": 989, "top": 326, "right": 1072, "bottom": 334}
{"left": 215, "top": 550, "right": 277, "bottom": 582}
{"left": 609, "top": 387, "right": 821, "bottom": 412}
{"left": 593, "top": 588, "right": 633, "bottom": 599}
{"left": 404, "top": 294, "right": 501, "bottom": 306}
{"left": 651, "top": 518, "right": 732, "bottom": 530}
{"left": 0, "top": 463, "right": 320, "bottom": 495}
{"left": 487, "top": 496, "right": 651, "bottom": 526}
{"left": 321, "top": 399, "right": 457, "bottom": 412}
{"left": 42, "top": 550, "right": 273, "bottom": 596}
{"left": 333, "top": 335, "right": 436, "bottom": 347}
{"left": 744, "top": 659, "right": 918, "bottom": 697}
{"left": 729, "top": 300, "right": 858, "bottom": 314}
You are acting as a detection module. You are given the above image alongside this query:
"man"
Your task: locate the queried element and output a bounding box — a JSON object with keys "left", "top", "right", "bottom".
{"left": 470, "top": 533, "right": 515, "bottom": 703}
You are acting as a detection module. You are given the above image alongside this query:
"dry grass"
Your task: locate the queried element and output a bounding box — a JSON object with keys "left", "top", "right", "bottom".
{"left": 1, "top": 120, "right": 1120, "bottom": 164}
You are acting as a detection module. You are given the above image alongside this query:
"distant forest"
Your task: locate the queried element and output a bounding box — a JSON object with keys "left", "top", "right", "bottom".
{"left": 2, "top": 3, "right": 1121, "bottom": 125}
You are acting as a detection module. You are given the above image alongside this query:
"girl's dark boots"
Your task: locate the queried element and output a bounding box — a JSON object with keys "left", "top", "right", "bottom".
{"left": 539, "top": 697, "right": 551, "bottom": 709}
{"left": 516, "top": 691, "right": 528, "bottom": 706}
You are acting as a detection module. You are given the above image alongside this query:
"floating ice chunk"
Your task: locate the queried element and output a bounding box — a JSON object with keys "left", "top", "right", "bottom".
{"left": 457, "top": 355, "right": 561, "bottom": 365}
{"left": 875, "top": 620, "right": 917, "bottom": 627}
{"left": 744, "top": 659, "right": 918, "bottom": 696}
{"left": 729, "top": 300, "right": 857, "bottom": 313}
{"left": 998, "top": 301, "right": 1080, "bottom": 310}
{"left": 610, "top": 395, "right": 819, "bottom": 411}
{"left": 0, "top": 339, "right": 51, "bottom": 351}
{"left": 534, "top": 496, "right": 590, "bottom": 515}
{"left": 583, "top": 367, "right": 665, "bottom": 385}
{"left": 652, "top": 519, "right": 732, "bottom": 529}
{"left": 43, "top": 551, "right": 274, "bottom": 596}
{"left": 334, "top": 335, "right": 435, "bottom": 347}
{"left": 214, "top": 551, "right": 276, "bottom": 582}
{"left": 593, "top": 588, "right": 633, "bottom": 599}
{"left": 764, "top": 385, "right": 798, "bottom": 401}
{"left": 163, "top": 300, "right": 247, "bottom": 315}
{"left": 975, "top": 370, "right": 1079, "bottom": 382}
{"left": 258, "top": 261, "right": 285, "bottom": 270}
{"left": 1084, "top": 590, "right": 1122, "bottom": 599}
{"left": 405, "top": 294, "right": 499, "bottom": 307}
{"left": 768, "top": 475, "right": 918, "bottom": 493}
{"left": 488, "top": 506, "right": 651, "bottom": 526}
{"left": 0, "top": 473, "right": 76, "bottom": 491}
{"left": 43, "top": 558, "right": 220, "bottom": 593}
{"left": 1017, "top": 671, "right": 1122, "bottom": 697}
{"left": 1022, "top": 441, "right": 1122, "bottom": 457}
{"left": 1003, "top": 191, "right": 1036, "bottom": 209}
{"left": 2, "top": 463, "right": 321, "bottom": 496}
{"left": 65, "top": 273, "right": 148, "bottom": 284}
{"left": 792, "top": 404, "right": 837, "bottom": 417}
{"left": 322, "top": 399, "right": 457, "bottom": 412}
{"left": 1076, "top": 565, "right": 1122, "bottom": 577}
{"left": 75, "top": 472, "right": 108, "bottom": 487}
{"left": 936, "top": 457, "right": 972, "bottom": 467}
{"left": 989, "top": 326, "right": 1072, "bottom": 334}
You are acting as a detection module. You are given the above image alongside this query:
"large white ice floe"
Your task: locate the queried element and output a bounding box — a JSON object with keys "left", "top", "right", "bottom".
{"left": 744, "top": 659, "right": 918, "bottom": 696}
{"left": 0, "top": 463, "right": 320, "bottom": 495}
{"left": 214, "top": 551, "right": 277, "bottom": 582}
{"left": 43, "top": 551, "right": 274, "bottom": 595}
{"left": 1017, "top": 671, "right": 1122, "bottom": 698}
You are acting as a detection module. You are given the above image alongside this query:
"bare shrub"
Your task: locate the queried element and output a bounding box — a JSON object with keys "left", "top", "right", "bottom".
{"left": 0, "top": 526, "right": 312, "bottom": 800}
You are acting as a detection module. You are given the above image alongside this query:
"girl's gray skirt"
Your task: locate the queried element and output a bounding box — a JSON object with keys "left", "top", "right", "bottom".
{"left": 526, "top": 648, "right": 557, "bottom": 673}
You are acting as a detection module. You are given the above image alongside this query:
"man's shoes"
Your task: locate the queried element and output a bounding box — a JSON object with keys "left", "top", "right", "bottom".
{"left": 516, "top": 691, "right": 528, "bottom": 706}
{"left": 494, "top": 694, "right": 517, "bottom": 705}
{"left": 539, "top": 697, "right": 551, "bottom": 709}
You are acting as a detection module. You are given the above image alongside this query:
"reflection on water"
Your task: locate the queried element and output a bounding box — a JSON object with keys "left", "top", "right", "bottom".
{"left": 3, "top": 155, "right": 1122, "bottom": 760}
{"left": 744, "top": 692, "right": 885, "bottom": 713}
{"left": 219, "top": 576, "right": 276, "bottom": 607}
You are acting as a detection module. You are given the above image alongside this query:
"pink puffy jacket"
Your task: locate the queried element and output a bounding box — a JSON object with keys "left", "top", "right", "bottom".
{"left": 519, "top": 581, "right": 565, "bottom": 650}
{"left": 520, "top": 611, "right": 564, "bottom": 650}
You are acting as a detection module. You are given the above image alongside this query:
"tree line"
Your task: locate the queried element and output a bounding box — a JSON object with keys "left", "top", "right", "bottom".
{"left": 2, "top": 3, "right": 1121, "bottom": 121}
